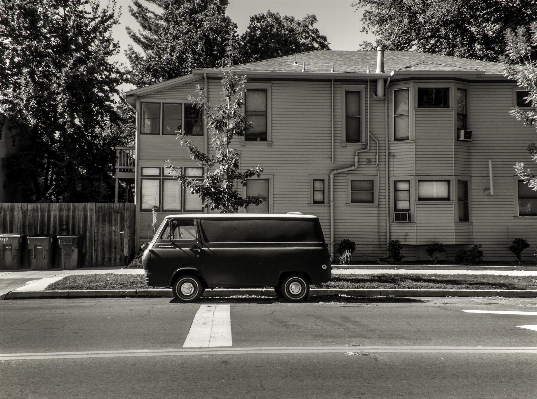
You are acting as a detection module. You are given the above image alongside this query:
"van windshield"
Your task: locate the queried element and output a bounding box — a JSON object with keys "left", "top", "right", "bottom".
{"left": 160, "top": 219, "right": 197, "bottom": 241}
{"left": 200, "top": 219, "right": 322, "bottom": 243}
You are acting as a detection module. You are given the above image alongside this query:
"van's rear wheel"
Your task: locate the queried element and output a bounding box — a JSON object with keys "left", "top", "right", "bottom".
{"left": 279, "top": 276, "right": 309, "bottom": 301}
{"left": 173, "top": 275, "right": 204, "bottom": 302}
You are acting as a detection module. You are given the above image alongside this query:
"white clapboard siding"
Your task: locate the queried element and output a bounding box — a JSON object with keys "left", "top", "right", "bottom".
{"left": 415, "top": 109, "right": 454, "bottom": 175}
{"left": 415, "top": 203, "right": 455, "bottom": 244}
{"left": 389, "top": 141, "right": 416, "bottom": 176}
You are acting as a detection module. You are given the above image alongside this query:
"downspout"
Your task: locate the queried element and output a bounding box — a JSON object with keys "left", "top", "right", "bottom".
{"left": 384, "top": 71, "right": 394, "bottom": 249}
{"left": 331, "top": 78, "right": 334, "bottom": 163}
{"left": 204, "top": 73, "right": 208, "bottom": 154}
{"left": 330, "top": 152, "right": 359, "bottom": 260}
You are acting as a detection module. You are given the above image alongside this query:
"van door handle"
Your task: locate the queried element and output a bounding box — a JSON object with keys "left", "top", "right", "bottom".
{"left": 190, "top": 246, "right": 201, "bottom": 255}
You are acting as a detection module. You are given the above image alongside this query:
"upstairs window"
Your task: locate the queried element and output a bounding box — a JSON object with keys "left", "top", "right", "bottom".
{"left": 516, "top": 90, "right": 532, "bottom": 108}
{"left": 345, "top": 91, "right": 362, "bottom": 142}
{"left": 394, "top": 88, "right": 410, "bottom": 141}
{"left": 245, "top": 89, "right": 267, "bottom": 141}
{"left": 456, "top": 89, "right": 467, "bottom": 130}
{"left": 518, "top": 181, "right": 537, "bottom": 216}
{"left": 418, "top": 88, "right": 449, "bottom": 108}
{"left": 141, "top": 103, "right": 202, "bottom": 136}
{"left": 418, "top": 181, "right": 450, "bottom": 201}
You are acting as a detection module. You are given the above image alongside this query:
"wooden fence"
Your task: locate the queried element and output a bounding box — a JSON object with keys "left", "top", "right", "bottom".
{"left": 0, "top": 203, "right": 136, "bottom": 267}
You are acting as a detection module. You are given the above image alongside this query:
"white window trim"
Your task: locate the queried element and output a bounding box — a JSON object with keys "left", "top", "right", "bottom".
{"left": 139, "top": 166, "right": 204, "bottom": 212}
{"left": 346, "top": 176, "right": 378, "bottom": 206}
{"left": 241, "top": 83, "right": 272, "bottom": 147}
{"left": 416, "top": 177, "right": 454, "bottom": 202}
{"left": 309, "top": 175, "right": 329, "bottom": 205}
{"left": 390, "top": 84, "right": 414, "bottom": 142}
{"left": 341, "top": 85, "right": 366, "bottom": 146}
{"left": 392, "top": 179, "right": 413, "bottom": 223}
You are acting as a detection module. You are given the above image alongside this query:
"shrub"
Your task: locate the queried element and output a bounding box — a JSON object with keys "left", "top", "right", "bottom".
{"left": 337, "top": 239, "right": 356, "bottom": 264}
{"left": 425, "top": 242, "right": 446, "bottom": 264}
{"left": 508, "top": 238, "right": 530, "bottom": 264}
{"left": 387, "top": 240, "right": 404, "bottom": 262}
{"left": 455, "top": 245, "right": 483, "bottom": 265}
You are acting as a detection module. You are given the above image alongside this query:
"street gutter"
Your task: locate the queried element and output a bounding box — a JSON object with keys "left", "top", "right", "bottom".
{"left": 4, "top": 288, "right": 537, "bottom": 300}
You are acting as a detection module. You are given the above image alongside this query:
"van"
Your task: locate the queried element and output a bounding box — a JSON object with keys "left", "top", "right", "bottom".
{"left": 142, "top": 213, "right": 331, "bottom": 302}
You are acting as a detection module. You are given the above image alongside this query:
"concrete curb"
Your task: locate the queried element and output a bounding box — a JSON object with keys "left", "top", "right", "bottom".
{"left": 4, "top": 288, "right": 537, "bottom": 300}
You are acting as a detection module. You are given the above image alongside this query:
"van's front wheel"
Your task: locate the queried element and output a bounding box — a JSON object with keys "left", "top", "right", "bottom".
{"left": 173, "top": 275, "right": 204, "bottom": 302}
{"left": 279, "top": 276, "right": 309, "bottom": 301}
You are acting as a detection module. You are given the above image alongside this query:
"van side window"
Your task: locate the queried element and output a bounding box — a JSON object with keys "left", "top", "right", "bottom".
{"left": 161, "top": 219, "right": 197, "bottom": 241}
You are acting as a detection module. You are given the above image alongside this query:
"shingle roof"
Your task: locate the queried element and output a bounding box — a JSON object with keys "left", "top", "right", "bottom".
{"left": 227, "top": 50, "right": 505, "bottom": 75}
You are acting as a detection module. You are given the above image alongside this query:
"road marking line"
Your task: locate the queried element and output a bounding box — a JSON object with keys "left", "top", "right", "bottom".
{"left": 3, "top": 346, "right": 537, "bottom": 361}
{"left": 183, "top": 305, "right": 232, "bottom": 348}
{"left": 463, "top": 310, "right": 537, "bottom": 315}
{"left": 518, "top": 325, "right": 537, "bottom": 331}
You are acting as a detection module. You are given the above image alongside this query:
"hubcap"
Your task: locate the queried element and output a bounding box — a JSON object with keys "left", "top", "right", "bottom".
{"left": 180, "top": 281, "right": 195, "bottom": 296}
{"left": 289, "top": 281, "right": 303, "bottom": 295}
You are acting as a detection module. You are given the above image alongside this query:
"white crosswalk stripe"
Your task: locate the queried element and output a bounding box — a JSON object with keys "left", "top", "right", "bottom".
{"left": 183, "top": 305, "right": 232, "bottom": 348}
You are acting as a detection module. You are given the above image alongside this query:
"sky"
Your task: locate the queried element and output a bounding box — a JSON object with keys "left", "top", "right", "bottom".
{"left": 109, "top": 0, "right": 373, "bottom": 66}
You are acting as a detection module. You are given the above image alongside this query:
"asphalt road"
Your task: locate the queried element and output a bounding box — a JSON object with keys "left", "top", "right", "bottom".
{"left": 1, "top": 297, "right": 537, "bottom": 398}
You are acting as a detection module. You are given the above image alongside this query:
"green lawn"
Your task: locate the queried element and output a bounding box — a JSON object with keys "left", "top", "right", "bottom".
{"left": 46, "top": 273, "right": 537, "bottom": 291}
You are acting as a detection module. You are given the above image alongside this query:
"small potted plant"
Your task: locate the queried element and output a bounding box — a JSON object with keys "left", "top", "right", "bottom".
{"left": 337, "top": 239, "right": 356, "bottom": 265}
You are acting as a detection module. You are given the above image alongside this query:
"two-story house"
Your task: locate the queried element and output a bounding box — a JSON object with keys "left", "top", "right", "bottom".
{"left": 125, "top": 49, "right": 536, "bottom": 263}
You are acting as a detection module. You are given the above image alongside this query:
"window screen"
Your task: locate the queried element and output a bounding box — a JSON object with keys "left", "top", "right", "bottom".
{"left": 162, "top": 179, "right": 182, "bottom": 211}
{"left": 141, "top": 179, "right": 160, "bottom": 210}
{"left": 350, "top": 180, "right": 374, "bottom": 203}
{"left": 184, "top": 104, "right": 203, "bottom": 136}
{"left": 245, "top": 90, "right": 267, "bottom": 141}
{"left": 418, "top": 88, "right": 449, "bottom": 108}
{"left": 163, "top": 103, "right": 182, "bottom": 135}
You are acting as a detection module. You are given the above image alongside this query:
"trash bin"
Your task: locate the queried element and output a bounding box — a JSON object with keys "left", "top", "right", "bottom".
{"left": 27, "top": 236, "right": 55, "bottom": 270}
{"left": 56, "top": 235, "right": 81, "bottom": 270}
{"left": 0, "top": 234, "right": 25, "bottom": 270}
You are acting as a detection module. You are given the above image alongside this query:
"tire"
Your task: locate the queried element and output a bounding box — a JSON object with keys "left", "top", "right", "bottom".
{"left": 279, "top": 275, "right": 309, "bottom": 302}
{"left": 172, "top": 275, "right": 204, "bottom": 302}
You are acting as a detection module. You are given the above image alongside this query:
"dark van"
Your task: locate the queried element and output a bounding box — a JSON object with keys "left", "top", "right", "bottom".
{"left": 142, "top": 214, "right": 331, "bottom": 302}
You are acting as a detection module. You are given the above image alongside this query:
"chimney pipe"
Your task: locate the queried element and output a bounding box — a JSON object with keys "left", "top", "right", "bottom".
{"left": 376, "top": 46, "right": 385, "bottom": 73}
{"left": 376, "top": 46, "right": 385, "bottom": 98}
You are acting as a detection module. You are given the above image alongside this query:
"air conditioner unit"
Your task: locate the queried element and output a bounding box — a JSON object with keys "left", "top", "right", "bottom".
{"left": 457, "top": 130, "right": 472, "bottom": 141}
{"left": 394, "top": 211, "right": 410, "bottom": 222}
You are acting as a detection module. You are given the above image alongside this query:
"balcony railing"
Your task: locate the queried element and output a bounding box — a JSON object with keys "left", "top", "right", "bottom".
{"left": 115, "top": 146, "right": 135, "bottom": 174}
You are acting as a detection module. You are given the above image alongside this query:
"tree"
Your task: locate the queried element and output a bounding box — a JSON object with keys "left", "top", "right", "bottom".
{"left": 352, "top": 0, "right": 537, "bottom": 62}
{"left": 0, "top": 0, "right": 128, "bottom": 202}
{"left": 504, "top": 23, "right": 537, "bottom": 192}
{"left": 166, "top": 70, "right": 264, "bottom": 213}
{"left": 125, "top": 0, "right": 238, "bottom": 87}
{"left": 239, "top": 11, "right": 330, "bottom": 64}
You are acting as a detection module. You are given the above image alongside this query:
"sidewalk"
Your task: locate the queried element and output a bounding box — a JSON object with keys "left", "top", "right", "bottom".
{"left": 2, "top": 265, "right": 537, "bottom": 300}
